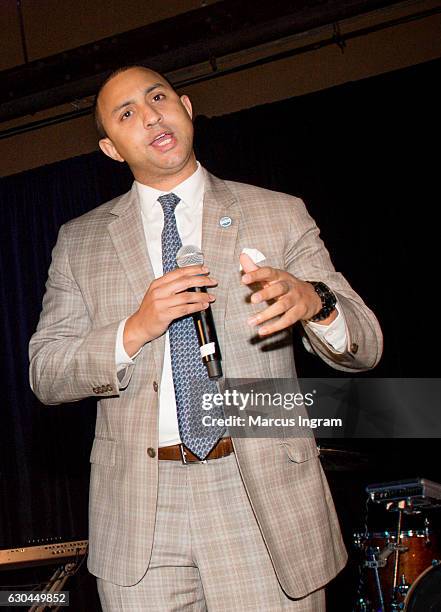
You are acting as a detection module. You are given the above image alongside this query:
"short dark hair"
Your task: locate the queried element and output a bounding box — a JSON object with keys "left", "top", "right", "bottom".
{"left": 93, "top": 65, "right": 176, "bottom": 139}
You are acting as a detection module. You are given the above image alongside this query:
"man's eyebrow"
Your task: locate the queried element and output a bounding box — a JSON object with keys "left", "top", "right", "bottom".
{"left": 111, "top": 83, "right": 166, "bottom": 116}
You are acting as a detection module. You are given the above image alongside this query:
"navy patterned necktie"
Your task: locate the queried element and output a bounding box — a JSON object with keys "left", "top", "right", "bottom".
{"left": 158, "top": 193, "right": 225, "bottom": 459}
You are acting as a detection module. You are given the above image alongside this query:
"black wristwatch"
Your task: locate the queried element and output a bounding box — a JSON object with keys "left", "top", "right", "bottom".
{"left": 307, "top": 281, "right": 337, "bottom": 322}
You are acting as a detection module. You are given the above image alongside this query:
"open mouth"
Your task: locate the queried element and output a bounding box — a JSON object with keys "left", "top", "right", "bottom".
{"left": 150, "top": 132, "right": 174, "bottom": 147}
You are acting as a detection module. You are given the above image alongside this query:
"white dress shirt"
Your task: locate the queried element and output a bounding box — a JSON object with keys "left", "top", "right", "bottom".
{"left": 115, "top": 162, "right": 348, "bottom": 446}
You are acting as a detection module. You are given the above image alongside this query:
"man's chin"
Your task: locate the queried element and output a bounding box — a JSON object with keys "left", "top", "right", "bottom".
{"left": 133, "top": 155, "right": 197, "bottom": 186}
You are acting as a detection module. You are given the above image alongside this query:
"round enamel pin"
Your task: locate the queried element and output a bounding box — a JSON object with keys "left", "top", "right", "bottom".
{"left": 219, "top": 216, "right": 232, "bottom": 228}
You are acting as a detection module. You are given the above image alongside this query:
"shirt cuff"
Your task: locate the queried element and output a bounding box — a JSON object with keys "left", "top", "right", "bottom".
{"left": 305, "top": 302, "right": 347, "bottom": 353}
{"left": 115, "top": 317, "right": 141, "bottom": 371}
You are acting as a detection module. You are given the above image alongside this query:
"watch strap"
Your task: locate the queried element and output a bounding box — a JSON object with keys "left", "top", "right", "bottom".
{"left": 307, "top": 281, "right": 337, "bottom": 322}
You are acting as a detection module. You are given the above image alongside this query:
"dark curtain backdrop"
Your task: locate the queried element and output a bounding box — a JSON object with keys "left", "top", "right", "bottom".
{"left": 1, "top": 58, "right": 439, "bottom": 609}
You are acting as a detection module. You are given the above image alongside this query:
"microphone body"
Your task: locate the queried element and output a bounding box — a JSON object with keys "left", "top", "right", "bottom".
{"left": 191, "top": 286, "right": 222, "bottom": 380}
{"left": 176, "top": 245, "right": 223, "bottom": 380}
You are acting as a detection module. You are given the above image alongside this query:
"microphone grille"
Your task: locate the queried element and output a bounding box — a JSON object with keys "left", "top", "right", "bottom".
{"left": 176, "top": 244, "right": 204, "bottom": 268}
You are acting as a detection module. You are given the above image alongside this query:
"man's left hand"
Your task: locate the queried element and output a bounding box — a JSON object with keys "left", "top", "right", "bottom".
{"left": 240, "top": 253, "right": 337, "bottom": 336}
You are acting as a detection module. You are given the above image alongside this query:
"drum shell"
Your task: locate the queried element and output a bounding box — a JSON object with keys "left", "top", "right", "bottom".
{"left": 354, "top": 530, "right": 440, "bottom": 610}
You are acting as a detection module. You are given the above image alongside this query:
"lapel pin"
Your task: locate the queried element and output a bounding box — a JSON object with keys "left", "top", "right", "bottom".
{"left": 219, "top": 216, "right": 232, "bottom": 228}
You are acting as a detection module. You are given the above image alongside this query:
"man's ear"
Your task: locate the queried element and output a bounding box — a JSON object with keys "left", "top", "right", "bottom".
{"left": 99, "top": 138, "right": 125, "bottom": 163}
{"left": 180, "top": 95, "right": 193, "bottom": 120}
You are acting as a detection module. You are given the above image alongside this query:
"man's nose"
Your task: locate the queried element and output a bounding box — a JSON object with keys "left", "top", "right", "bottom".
{"left": 143, "top": 104, "right": 162, "bottom": 128}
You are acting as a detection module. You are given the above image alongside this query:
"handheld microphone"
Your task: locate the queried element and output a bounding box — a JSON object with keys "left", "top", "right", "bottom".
{"left": 176, "top": 245, "right": 222, "bottom": 380}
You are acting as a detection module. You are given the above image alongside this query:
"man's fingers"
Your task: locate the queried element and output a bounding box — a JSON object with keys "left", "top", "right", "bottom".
{"left": 255, "top": 312, "right": 300, "bottom": 336}
{"left": 167, "top": 291, "right": 216, "bottom": 307}
{"left": 148, "top": 291, "right": 215, "bottom": 327}
{"left": 251, "top": 281, "right": 290, "bottom": 304}
{"left": 171, "top": 301, "right": 211, "bottom": 318}
{"left": 171, "top": 264, "right": 209, "bottom": 277}
{"left": 153, "top": 273, "right": 217, "bottom": 299}
{"left": 247, "top": 300, "right": 289, "bottom": 327}
{"left": 159, "top": 264, "right": 209, "bottom": 283}
{"left": 169, "top": 274, "right": 217, "bottom": 295}
{"left": 242, "top": 265, "right": 279, "bottom": 285}
{"left": 240, "top": 252, "right": 259, "bottom": 274}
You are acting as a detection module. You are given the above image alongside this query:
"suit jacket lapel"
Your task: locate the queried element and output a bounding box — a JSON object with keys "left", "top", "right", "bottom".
{"left": 202, "top": 169, "right": 240, "bottom": 366}
{"left": 107, "top": 184, "right": 165, "bottom": 379}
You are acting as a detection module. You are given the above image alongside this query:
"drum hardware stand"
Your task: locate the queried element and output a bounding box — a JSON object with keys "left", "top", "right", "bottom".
{"left": 364, "top": 546, "right": 385, "bottom": 611}
{"left": 362, "top": 504, "right": 409, "bottom": 612}
{"left": 28, "top": 559, "right": 79, "bottom": 612}
{"left": 0, "top": 538, "right": 88, "bottom": 612}
{"left": 423, "top": 516, "right": 430, "bottom": 542}
{"left": 390, "top": 506, "right": 403, "bottom": 609}
{"left": 393, "top": 574, "right": 410, "bottom": 603}
{"left": 384, "top": 501, "right": 420, "bottom": 609}
{"left": 363, "top": 538, "right": 409, "bottom": 611}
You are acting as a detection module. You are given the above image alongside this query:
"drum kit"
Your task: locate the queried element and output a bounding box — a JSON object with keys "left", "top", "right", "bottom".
{"left": 353, "top": 478, "right": 441, "bottom": 611}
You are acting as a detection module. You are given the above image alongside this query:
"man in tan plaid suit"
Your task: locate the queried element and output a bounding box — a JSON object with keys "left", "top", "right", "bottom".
{"left": 29, "top": 66, "right": 382, "bottom": 611}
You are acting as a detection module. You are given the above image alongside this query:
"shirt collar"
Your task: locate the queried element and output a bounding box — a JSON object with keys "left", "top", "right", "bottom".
{"left": 135, "top": 161, "right": 204, "bottom": 216}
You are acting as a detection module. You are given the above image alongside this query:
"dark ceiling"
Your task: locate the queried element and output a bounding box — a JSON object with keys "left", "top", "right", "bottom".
{"left": 0, "top": 0, "right": 409, "bottom": 123}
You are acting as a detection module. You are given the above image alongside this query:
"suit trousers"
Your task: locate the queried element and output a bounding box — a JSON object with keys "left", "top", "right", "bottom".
{"left": 97, "top": 452, "right": 326, "bottom": 611}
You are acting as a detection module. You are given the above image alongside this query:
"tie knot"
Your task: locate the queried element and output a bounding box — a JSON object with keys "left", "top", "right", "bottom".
{"left": 158, "top": 193, "right": 181, "bottom": 216}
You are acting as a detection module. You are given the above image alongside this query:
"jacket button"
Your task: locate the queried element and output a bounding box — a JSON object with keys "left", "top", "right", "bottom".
{"left": 350, "top": 342, "right": 359, "bottom": 354}
{"left": 93, "top": 387, "right": 99, "bottom": 394}
{"left": 153, "top": 381, "right": 158, "bottom": 392}
{"left": 106, "top": 384, "right": 113, "bottom": 392}
{"left": 147, "top": 447, "right": 156, "bottom": 458}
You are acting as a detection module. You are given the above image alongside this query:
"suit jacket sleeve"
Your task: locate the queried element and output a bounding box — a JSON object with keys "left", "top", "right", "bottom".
{"left": 29, "top": 224, "right": 130, "bottom": 405}
{"left": 285, "top": 197, "right": 383, "bottom": 371}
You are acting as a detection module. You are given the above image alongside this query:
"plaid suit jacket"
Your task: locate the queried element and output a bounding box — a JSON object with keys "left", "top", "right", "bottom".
{"left": 29, "top": 168, "right": 382, "bottom": 597}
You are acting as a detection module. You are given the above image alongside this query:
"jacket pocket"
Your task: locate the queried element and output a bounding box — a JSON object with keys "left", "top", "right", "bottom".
{"left": 280, "top": 438, "right": 319, "bottom": 463}
{"left": 90, "top": 437, "right": 116, "bottom": 466}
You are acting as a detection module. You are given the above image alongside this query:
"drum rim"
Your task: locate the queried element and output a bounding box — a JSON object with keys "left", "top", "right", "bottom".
{"left": 403, "top": 561, "right": 441, "bottom": 610}
{"left": 353, "top": 529, "right": 434, "bottom": 538}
